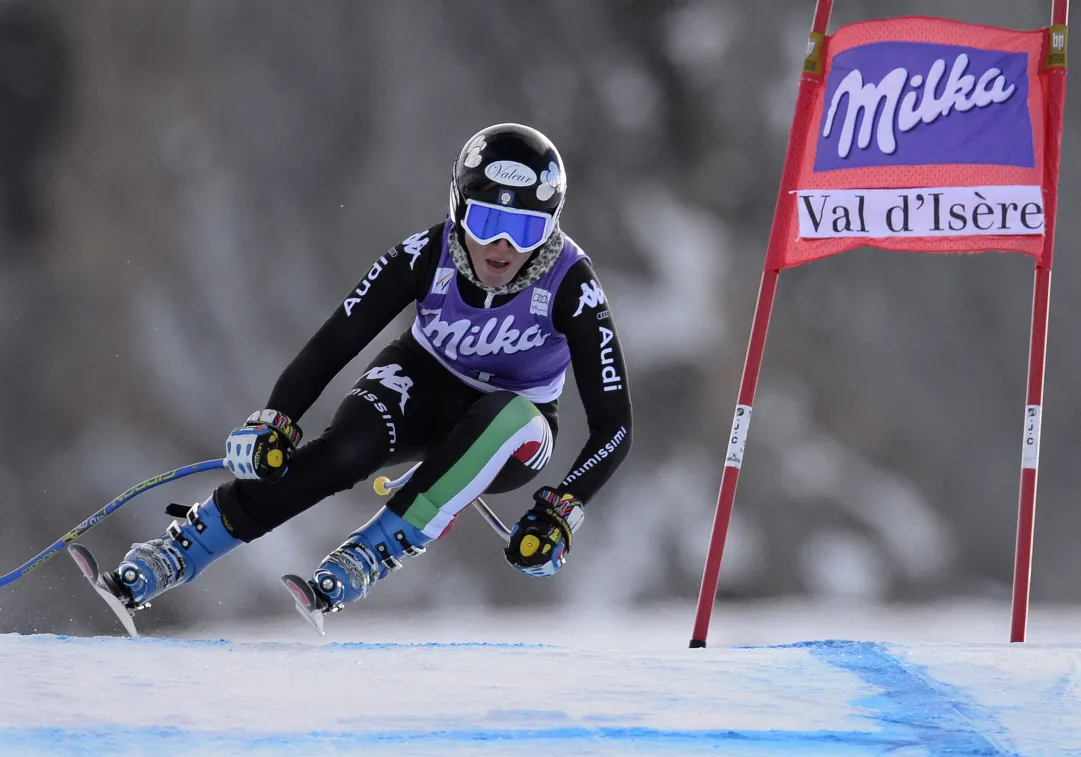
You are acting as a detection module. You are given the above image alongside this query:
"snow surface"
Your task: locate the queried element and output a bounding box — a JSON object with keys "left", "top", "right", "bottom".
{"left": 1, "top": 604, "right": 1080, "bottom": 756}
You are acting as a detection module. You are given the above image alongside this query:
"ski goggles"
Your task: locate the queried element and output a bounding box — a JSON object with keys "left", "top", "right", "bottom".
{"left": 462, "top": 200, "right": 556, "bottom": 254}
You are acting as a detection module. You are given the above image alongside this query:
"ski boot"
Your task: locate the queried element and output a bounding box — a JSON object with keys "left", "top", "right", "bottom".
{"left": 281, "top": 506, "right": 430, "bottom": 634}
{"left": 71, "top": 494, "right": 242, "bottom": 637}
{"left": 115, "top": 494, "right": 243, "bottom": 608}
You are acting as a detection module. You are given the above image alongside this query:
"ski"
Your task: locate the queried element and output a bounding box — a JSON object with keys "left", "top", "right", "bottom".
{"left": 280, "top": 574, "right": 327, "bottom": 636}
{"left": 68, "top": 544, "right": 140, "bottom": 639}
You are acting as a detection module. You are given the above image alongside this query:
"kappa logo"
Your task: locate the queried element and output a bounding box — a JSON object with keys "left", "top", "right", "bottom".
{"left": 573, "top": 280, "right": 606, "bottom": 317}
{"left": 432, "top": 267, "right": 455, "bottom": 295}
{"left": 402, "top": 230, "right": 429, "bottom": 270}
{"left": 361, "top": 364, "right": 413, "bottom": 414}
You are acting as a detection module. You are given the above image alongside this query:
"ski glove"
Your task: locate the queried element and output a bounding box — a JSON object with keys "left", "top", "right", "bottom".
{"left": 504, "top": 487, "right": 584, "bottom": 578}
{"left": 225, "top": 409, "right": 303, "bottom": 482}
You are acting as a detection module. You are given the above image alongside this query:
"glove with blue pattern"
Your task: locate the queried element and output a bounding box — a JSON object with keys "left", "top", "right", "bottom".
{"left": 225, "top": 409, "right": 302, "bottom": 482}
{"left": 504, "top": 487, "right": 584, "bottom": 578}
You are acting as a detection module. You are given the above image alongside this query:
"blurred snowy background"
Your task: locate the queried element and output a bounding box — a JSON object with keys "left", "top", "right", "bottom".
{"left": 1, "top": 0, "right": 1078, "bottom": 639}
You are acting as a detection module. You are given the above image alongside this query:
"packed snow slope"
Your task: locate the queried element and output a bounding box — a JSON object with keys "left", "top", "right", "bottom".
{"left": 1, "top": 618, "right": 1079, "bottom": 756}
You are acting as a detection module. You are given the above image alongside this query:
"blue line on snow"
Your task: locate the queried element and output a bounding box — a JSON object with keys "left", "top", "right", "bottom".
{"left": 0, "top": 638, "right": 1029, "bottom": 755}
{"left": 794, "top": 640, "right": 1018, "bottom": 756}
{"left": 0, "top": 724, "right": 923, "bottom": 753}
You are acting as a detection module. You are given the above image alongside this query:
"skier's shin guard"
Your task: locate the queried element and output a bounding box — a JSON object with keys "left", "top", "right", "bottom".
{"left": 117, "top": 495, "right": 242, "bottom": 605}
{"left": 313, "top": 506, "right": 431, "bottom": 609}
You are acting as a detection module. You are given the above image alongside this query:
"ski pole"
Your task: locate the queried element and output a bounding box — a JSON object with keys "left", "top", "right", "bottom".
{"left": 372, "top": 465, "right": 513, "bottom": 543}
{"left": 0, "top": 459, "right": 227, "bottom": 588}
{"left": 372, "top": 462, "right": 421, "bottom": 495}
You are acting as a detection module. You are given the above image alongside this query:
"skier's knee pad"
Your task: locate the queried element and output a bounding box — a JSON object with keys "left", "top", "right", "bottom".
{"left": 319, "top": 432, "right": 386, "bottom": 490}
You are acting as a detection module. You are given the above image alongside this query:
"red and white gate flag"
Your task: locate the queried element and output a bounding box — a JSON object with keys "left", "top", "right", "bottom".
{"left": 771, "top": 16, "right": 1064, "bottom": 270}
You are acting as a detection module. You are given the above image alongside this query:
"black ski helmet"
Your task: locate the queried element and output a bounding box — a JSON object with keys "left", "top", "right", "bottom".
{"left": 450, "top": 123, "right": 566, "bottom": 249}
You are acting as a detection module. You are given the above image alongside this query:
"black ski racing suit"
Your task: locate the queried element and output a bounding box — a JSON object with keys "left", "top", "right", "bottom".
{"left": 213, "top": 221, "right": 632, "bottom": 543}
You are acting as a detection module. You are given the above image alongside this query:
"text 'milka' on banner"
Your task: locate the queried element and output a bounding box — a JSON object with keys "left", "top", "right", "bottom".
{"left": 771, "top": 17, "right": 1055, "bottom": 270}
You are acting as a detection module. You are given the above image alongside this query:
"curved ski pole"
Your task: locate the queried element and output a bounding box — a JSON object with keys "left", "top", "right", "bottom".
{"left": 0, "top": 458, "right": 227, "bottom": 588}
{"left": 373, "top": 465, "right": 512, "bottom": 543}
{"left": 468, "top": 497, "right": 513, "bottom": 543}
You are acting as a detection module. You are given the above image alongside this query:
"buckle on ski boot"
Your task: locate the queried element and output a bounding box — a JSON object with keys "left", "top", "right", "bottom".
{"left": 394, "top": 529, "right": 426, "bottom": 557}
{"left": 314, "top": 573, "right": 348, "bottom": 613}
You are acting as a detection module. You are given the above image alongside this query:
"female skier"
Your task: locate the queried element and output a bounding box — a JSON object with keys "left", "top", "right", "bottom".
{"left": 77, "top": 123, "right": 632, "bottom": 630}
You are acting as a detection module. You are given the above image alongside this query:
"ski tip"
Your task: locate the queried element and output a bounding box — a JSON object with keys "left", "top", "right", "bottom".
{"left": 280, "top": 574, "right": 307, "bottom": 596}
{"left": 280, "top": 574, "right": 326, "bottom": 637}
{"left": 67, "top": 543, "right": 99, "bottom": 582}
{"left": 69, "top": 544, "right": 140, "bottom": 640}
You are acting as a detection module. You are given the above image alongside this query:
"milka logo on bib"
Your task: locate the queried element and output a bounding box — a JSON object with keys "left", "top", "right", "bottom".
{"left": 814, "top": 42, "right": 1034, "bottom": 171}
{"left": 420, "top": 309, "right": 549, "bottom": 360}
{"left": 484, "top": 161, "right": 538, "bottom": 187}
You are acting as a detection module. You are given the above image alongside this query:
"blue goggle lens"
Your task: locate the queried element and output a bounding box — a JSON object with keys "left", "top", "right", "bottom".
{"left": 463, "top": 204, "right": 550, "bottom": 252}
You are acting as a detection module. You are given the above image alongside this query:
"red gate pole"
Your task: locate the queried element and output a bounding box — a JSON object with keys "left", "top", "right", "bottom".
{"left": 1010, "top": 0, "right": 1069, "bottom": 643}
{"left": 689, "top": 0, "right": 834, "bottom": 648}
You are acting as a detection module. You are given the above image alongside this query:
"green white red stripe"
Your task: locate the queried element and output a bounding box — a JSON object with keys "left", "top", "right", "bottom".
{"left": 401, "top": 396, "right": 550, "bottom": 539}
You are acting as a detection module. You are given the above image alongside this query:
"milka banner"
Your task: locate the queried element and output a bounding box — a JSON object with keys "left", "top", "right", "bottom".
{"left": 770, "top": 17, "right": 1056, "bottom": 269}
